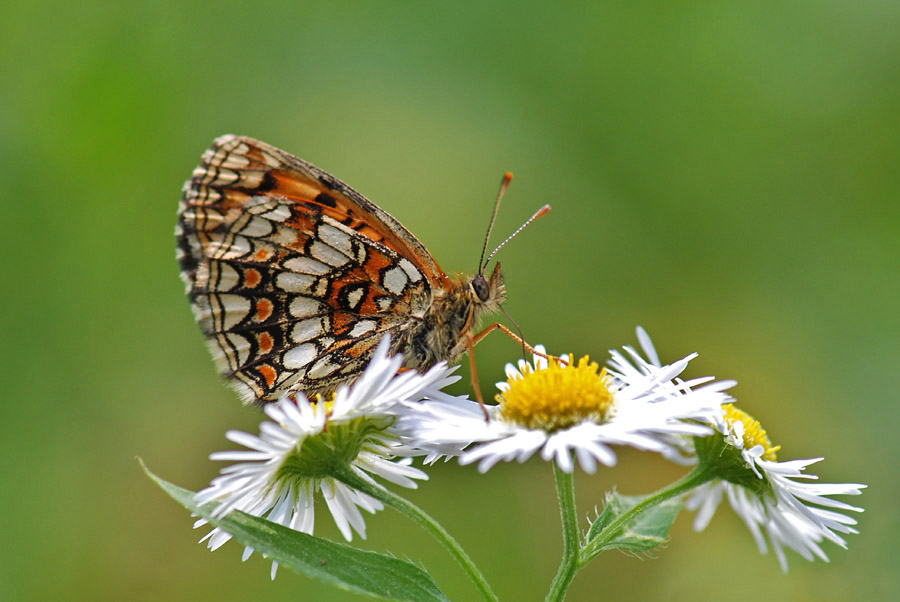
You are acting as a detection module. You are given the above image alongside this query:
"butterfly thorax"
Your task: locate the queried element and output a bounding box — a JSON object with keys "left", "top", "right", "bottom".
{"left": 396, "top": 263, "right": 506, "bottom": 370}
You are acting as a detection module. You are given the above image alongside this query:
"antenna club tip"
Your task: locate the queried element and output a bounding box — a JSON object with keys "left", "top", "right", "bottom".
{"left": 536, "top": 204, "right": 552, "bottom": 218}
{"left": 503, "top": 171, "right": 514, "bottom": 182}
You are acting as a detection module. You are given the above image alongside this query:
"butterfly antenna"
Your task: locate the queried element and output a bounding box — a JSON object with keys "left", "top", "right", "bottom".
{"left": 478, "top": 172, "right": 514, "bottom": 276}
{"left": 482, "top": 204, "right": 552, "bottom": 273}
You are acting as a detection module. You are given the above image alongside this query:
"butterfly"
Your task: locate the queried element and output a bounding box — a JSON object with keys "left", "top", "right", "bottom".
{"left": 176, "top": 135, "right": 549, "bottom": 405}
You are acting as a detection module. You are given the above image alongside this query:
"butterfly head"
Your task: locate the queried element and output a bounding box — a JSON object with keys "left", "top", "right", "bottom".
{"left": 469, "top": 261, "right": 506, "bottom": 313}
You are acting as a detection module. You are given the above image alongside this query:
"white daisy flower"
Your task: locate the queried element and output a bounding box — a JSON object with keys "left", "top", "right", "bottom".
{"left": 686, "top": 403, "right": 866, "bottom": 571}
{"left": 193, "top": 337, "right": 459, "bottom": 579}
{"left": 400, "top": 329, "right": 733, "bottom": 474}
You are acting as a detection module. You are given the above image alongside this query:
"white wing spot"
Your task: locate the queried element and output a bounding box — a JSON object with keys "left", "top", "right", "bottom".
{"left": 272, "top": 224, "right": 303, "bottom": 248}
{"left": 239, "top": 216, "right": 274, "bottom": 238}
{"left": 308, "top": 357, "right": 340, "bottom": 379}
{"left": 283, "top": 343, "right": 317, "bottom": 369}
{"left": 348, "top": 320, "right": 377, "bottom": 338}
{"left": 208, "top": 294, "right": 251, "bottom": 330}
{"left": 209, "top": 236, "right": 251, "bottom": 260}
{"left": 309, "top": 240, "right": 349, "bottom": 267}
{"left": 260, "top": 204, "right": 291, "bottom": 222}
{"left": 236, "top": 171, "right": 264, "bottom": 188}
{"left": 212, "top": 262, "right": 240, "bottom": 291}
{"left": 291, "top": 318, "right": 325, "bottom": 343}
{"left": 221, "top": 152, "right": 250, "bottom": 170}
{"left": 217, "top": 332, "right": 251, "bottom": 366}
{"left": 276, "top": 273, "right": 317, "bottom": 293}
{"left": 382, "top": 265, "right": 408, "bottom": 295}
{"left": 213, "top": 168, "right": 239, "bottom": 185}
{"left": 246, "top": 199, "right": 277, "bottom": 215}
{"left": 318, "top": 223, "right": 353, "bottom": 256}
{"left": 289, "top": 296, "right": 325, "bottom": 318}
{"left": 346, "top": 286, "right": 365, "bottom": 310}
{"left": 284, "top": 257, "right": 331, "bottom": 275}
{"left": 399, "top": 258, "right": 423, "bottom": 282}
{"left": 260, "top": 151, "right": 281, "bottom": 168}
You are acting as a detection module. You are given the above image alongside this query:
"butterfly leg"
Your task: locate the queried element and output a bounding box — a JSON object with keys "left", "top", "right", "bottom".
{"left": 464, "top": 324, "right": 565, "bottom": 422}
{"left": 465, "top": 334, "right": 491, "bottom": 422}
{"left": 464, "top": 323, "right": 549, "bottom": 422}
{"left": 469, "top": 322, "right": 559, "bottom": 363}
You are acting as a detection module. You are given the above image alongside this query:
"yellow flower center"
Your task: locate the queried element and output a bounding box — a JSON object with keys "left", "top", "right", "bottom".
{"left": 498, "top": 355, "right": 614, "bottom": 431}
{"left": 723, "top": 404, "right": 780, "bottom": 461}
{"left": 309, "top": 394, "right": 335, "bottom": 417}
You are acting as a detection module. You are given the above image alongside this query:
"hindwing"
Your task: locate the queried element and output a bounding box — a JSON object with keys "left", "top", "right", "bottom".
{"left": 177, "top": 135, "right": 445, "bottom": 403}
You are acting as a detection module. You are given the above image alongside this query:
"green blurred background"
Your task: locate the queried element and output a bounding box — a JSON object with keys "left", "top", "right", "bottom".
{"left": 2, "top": 1, "right": 897, "bottom": 600}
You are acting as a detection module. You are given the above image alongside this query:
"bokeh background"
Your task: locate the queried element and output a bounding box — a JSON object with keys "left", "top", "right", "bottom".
{"left": 2, "top": 1, "right": 897, "bottom": 601}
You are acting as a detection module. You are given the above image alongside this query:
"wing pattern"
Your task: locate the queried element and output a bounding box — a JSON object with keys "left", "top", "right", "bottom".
{"left": 177, "top": 135, "right": 444, "bottom": 402}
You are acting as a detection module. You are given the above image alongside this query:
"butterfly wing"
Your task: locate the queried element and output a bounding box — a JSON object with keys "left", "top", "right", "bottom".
{"left": 177, "top": 135, "right": 446, "bottom": 403}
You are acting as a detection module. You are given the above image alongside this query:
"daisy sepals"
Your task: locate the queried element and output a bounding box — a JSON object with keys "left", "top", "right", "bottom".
{"left": 330, "top": 463, "right": 499, "bottom": 602}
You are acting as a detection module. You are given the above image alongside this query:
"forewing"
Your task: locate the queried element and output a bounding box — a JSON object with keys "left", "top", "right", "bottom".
{"left": 177, "top": 135, "right": 438, "bottom": 403}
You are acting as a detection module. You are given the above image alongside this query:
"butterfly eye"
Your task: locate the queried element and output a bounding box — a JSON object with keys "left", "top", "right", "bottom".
{"left": 471, "top": 275, "right": 491, "bottom": 302}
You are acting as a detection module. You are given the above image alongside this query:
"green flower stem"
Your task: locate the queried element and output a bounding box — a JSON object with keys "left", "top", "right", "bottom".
{"left": 545, "top": 462, "right": 580, "bottom": 602}
{"left": 580, "top": 465, "right": 715, "bottom": 563}
{"left": 332, "top": 465, "right": 499, "bottom": 602}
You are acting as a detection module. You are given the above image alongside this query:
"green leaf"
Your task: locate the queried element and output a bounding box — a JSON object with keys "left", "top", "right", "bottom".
{"left": 141, "top": 460, "right": 449, "bottom": 602}
{"left": 584, "top": 493, "right": 682, "bottom": 556}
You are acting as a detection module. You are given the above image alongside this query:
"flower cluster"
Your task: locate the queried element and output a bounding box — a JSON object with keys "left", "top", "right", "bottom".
{"left": 687, "top": 403, "right": 865, "bottom": 571}
{"left": 190, "top": 329, "right": 864, "bottom": 576}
